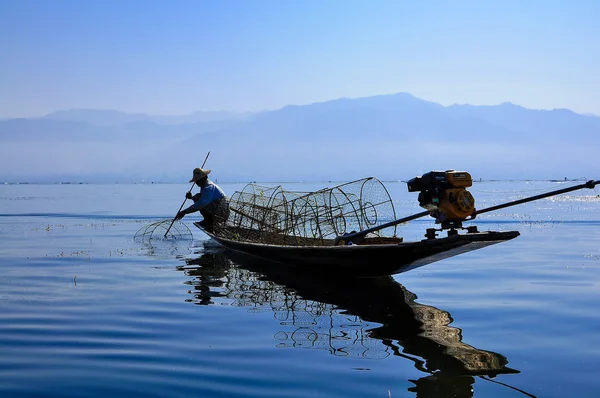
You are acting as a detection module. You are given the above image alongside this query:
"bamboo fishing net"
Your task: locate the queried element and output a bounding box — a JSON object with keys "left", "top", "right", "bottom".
{"left": 134, "top": 219, "right": 193, "bottom": 242}
{"left": 215, "top": 177, "right": 397, "bottom": 246}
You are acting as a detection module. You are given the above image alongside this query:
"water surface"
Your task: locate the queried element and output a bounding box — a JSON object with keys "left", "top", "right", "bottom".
{"left": 1, "top": 180, "right": 600, "bottom": 397}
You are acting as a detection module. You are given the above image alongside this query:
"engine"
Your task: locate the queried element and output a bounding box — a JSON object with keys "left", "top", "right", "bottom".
{"left": 407, "top": 170, "right": 475, "bottom": 229}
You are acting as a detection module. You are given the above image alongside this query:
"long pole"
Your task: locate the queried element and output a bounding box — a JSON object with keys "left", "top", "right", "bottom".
{"left": 334, "top": 210, "right": 430, "bottom": 245}
{"left": 335, "top": 179, "right": 598, "bottom": 244}
{"left": 471, "top": 179, "right": 599, "bottom": 217}
{"left": 164, "top": 151, "right": 211, "bottom": 238}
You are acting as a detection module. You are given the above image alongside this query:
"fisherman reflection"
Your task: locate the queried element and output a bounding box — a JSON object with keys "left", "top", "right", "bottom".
{"left": 180, "top": 252, "right": 231, "bottom": 305}
{"left": 178, "top": 252, "right": 532, "bottom": 398}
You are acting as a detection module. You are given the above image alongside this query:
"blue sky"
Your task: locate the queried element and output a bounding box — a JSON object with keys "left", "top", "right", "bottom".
{"left": 1, "top": 0, "right": 599, "bottom": 117}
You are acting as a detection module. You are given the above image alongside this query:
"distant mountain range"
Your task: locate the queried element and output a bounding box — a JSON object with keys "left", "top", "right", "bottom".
{"left": 1, "top": 93, "right": 598, "bottom": 183}
{"left": 41, "top": 109, "right": 254, "bottom": 126}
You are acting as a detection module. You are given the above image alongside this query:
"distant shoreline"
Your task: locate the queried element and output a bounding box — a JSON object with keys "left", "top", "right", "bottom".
{"left": 1, "top": 178, "right": 591, "bottom": 186}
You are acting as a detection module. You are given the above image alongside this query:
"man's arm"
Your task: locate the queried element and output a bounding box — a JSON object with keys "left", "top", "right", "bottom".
{"left": 176, "top": 188, "right": 213, "bottom": 219}
{"left": 185, "top": 192, "right": 202, "bottom": 201}
{"left": 176, "top": 204, "right": 196, "bottom": 219}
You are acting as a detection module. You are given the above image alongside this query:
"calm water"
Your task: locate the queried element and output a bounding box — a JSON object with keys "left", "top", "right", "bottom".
{"left": 1, "top": 180, "right": 600, "bottom": 398}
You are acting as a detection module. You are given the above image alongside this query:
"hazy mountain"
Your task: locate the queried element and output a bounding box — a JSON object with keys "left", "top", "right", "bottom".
{"left": 446, "top": 102, "right": 600, "bottom": 141}
{"left": 1, "top": 93, "right": 598, "bottom": 183}
{"left": 43, "top": 109, "right": 153, "bottom": 126}
{"left": 0, "top": 117, "right": 241, "bottom": 143}
{"left": 150, "top": 110, "right": 254, "bottom": 125}
{"left": 0, "top": 118, "right": 101, "bottom": 142}
{"left": 42, "top": 109, "right": 251, "bottom": 126}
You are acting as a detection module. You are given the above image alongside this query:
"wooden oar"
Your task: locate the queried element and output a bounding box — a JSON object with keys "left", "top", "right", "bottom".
{"left": 335, "top": 179, "right": 599, "bottom": 245}
{"left": 164, "top": 151, "right": 211, "bottom": 238}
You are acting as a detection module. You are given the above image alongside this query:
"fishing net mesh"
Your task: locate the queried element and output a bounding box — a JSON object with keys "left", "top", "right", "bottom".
{"left": 134, "top": 219, "right": 193, "bottom": 242}
{"left": 214, "top": 177, "right": 397, "bottom": 246}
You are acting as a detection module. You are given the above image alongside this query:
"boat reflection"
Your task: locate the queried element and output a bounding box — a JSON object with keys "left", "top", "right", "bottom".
{"left": 177, "top": 249, "right": 533, "bottom": 398}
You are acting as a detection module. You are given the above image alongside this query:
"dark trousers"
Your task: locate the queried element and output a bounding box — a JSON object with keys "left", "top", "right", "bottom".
{"left": 199, "top": 198, "right": 230, "bottom": 233}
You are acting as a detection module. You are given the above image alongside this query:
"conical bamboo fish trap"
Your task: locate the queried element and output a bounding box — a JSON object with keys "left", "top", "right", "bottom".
{"left": 134, "top": 219, "right": 193, "bottom": 242}
{"left": 215, "top": 177, "right": 397, "bottom": 246}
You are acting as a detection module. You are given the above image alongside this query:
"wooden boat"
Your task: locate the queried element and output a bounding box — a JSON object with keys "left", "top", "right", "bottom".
{"left": 195, "top": 222, "right": 519, "bottom": 277}
{"left": 190, "top": 176, "right": 596, "bottom": 277}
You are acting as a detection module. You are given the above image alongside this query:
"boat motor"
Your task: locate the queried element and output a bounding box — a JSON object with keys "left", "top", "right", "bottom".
{"left": 407, "top": 170, "right": 475, "bottom": 232}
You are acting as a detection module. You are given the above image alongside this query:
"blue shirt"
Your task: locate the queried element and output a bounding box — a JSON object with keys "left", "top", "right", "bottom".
{"left": 189, "top": 180, "right": 226, "bottom": 211}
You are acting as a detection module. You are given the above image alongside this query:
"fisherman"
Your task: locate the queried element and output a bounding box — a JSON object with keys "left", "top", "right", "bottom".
{"left": 176, "top": 167, "right": 229, "bottom": 233}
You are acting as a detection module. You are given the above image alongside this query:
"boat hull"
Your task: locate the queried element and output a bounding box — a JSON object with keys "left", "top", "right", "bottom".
{"left": 195, "top": 223, "right": 519, "bottom": 277}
